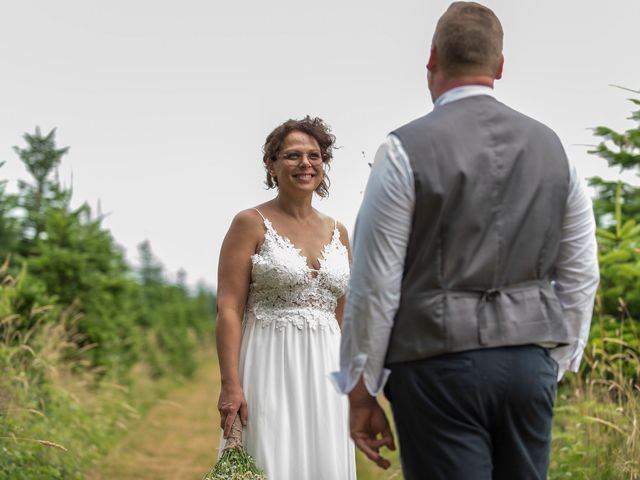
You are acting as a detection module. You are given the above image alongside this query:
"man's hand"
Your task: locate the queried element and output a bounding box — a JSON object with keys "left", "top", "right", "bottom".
{"left": 349, "top": 377, "right": 396, "bottom": 469}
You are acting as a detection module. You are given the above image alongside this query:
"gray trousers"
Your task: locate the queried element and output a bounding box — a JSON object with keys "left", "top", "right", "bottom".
{"left": 386, "top": 345, "right": 558, "bottom": 480}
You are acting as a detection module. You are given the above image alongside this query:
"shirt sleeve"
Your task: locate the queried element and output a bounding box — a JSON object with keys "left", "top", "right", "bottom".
{"left": 550, "top": 162, "right": 600, "bottom": 380}
{"left": 331, "top": 135, "right": 415, "bottom": 395}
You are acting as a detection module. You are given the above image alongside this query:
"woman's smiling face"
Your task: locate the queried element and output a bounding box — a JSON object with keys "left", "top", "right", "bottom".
{"left": 269, "top": 130, "right": 324, "bottom": 195}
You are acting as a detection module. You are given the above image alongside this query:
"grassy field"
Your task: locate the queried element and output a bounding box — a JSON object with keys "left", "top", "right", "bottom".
{"left": 86, "top": 349, "right": 639, "bottom": 480}
{"left": 3, "top": 311, "right": 636, "bottom": 480}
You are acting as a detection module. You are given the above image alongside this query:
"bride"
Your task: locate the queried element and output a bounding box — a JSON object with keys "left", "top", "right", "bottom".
{"left": 215, "top": 116, "right": 357, "bottom": 479}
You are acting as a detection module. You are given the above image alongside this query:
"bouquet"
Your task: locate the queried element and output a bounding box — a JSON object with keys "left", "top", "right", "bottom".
{"left": 203, "top": 416, "right": 266, "bottom": 480}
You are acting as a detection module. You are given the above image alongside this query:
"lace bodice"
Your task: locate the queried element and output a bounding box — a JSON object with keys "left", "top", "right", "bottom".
{"left": 246, "top": 215, "right": 350, "bottom": 333}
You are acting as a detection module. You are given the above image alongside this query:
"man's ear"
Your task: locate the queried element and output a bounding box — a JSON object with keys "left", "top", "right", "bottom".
{"left": 495, "top": 54, "right": 504, "bottom": 80}
{"left": 426, "top": 46, "right": 437, "bottom": 72}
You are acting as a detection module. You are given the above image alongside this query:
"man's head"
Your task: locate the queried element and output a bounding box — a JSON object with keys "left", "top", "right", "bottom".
{"left": 427, "top": 2, "right": 504, "bottom": 100}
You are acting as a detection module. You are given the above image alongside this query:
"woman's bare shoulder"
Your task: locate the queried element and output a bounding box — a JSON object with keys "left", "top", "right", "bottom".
{"left": 226, "top": 207, "right": 266, "bottom": 238}
{"left": 335, "top": 220, "right": 350, "bottom": 245}
{"left": 334, "top": 219, "right": 349, "bottom": 235}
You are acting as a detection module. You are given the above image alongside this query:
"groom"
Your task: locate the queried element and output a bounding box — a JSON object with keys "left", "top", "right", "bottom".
{"left": 332, "top": 2, "right": 599, "bottom": 479}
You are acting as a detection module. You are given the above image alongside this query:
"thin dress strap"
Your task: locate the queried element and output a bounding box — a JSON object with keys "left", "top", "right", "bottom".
{"left": 253, "top": 208, "right": 266, "bottom": 221}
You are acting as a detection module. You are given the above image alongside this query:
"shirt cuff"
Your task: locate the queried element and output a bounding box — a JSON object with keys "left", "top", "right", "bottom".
{"left": 330, "top": 354, "right": 391, "bottom": 396}
{"left": 550, "top": 337, "right": 588, "bottom": 381}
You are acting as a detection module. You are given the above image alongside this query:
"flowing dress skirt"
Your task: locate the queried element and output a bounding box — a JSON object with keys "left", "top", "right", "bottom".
{"left": 220, "top": 312, "right": 356, "bottom": 480}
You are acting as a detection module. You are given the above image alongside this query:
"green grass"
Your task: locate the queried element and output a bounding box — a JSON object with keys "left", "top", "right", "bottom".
{"left": 0, "top": 335, "right": 182, "bottom": 480}
{"left": 0, "top": 298, "right": 208, "bottom": 479}
{"left": 549, "top": 339, "right": 639, "bottom": 479}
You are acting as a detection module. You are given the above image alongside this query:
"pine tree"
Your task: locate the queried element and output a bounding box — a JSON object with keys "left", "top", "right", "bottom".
{"left": 589, "top": 88, "right": 640, "bottom": 318}
{"left": 13, "top": 127, "right": 70, "bottom": 255}
{"left": 589, "top": 87, "right": 640, "bottom": 226}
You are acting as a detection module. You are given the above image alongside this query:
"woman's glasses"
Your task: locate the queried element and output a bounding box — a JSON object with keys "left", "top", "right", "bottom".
{"left": 280, "top": 152, "right": 323, "bottom": 164}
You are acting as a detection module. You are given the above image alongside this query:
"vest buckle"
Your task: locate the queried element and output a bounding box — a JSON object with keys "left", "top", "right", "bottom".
{"left": 482, "top": 288, "right": 500, "bottom": 302}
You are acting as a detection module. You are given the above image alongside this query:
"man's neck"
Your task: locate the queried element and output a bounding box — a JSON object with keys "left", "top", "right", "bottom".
{"left": 432, "top": 75, "right": 495, "bottom": 103}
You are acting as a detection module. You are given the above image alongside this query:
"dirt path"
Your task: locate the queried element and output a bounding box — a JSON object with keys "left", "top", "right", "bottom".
{"left": 87, "top": 357, "right": 222, "bottom": 480}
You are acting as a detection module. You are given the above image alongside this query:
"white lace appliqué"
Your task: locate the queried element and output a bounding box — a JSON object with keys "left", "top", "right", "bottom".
{"left": 246, "top": 218, "right": 350, "bottom": 333}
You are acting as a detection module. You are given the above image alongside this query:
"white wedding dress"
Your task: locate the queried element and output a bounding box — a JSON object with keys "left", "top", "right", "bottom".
{"left": 223, "top": 211, "right": 356, "bottom": 479}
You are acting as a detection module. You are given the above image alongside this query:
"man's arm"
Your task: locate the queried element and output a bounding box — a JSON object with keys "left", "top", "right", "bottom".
{"left": 331, "top": 134, "right": 414, "bottom": 469}
{"left": 332, "top": 134, "right": 415, "bottom": 395}
{"left": 551, "top": 163, "right": 600, "bottom": 379}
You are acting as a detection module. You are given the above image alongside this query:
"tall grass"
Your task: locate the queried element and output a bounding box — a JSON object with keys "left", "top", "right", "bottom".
{"left": 550, "top": 302, "right": 639, "bottom": 479}
{"left": 1, "top": 261, "right": 115, "bottom": 478}
{"left": 0, "top": 260, "right": 203, "bottom": 480}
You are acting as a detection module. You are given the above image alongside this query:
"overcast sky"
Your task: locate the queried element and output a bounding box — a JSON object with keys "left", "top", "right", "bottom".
{"left": 1, "top": 0, "right": 639, "bottom": 288}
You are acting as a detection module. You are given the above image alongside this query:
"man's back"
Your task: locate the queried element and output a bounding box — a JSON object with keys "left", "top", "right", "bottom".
{"left": 387, "top": 94, "right": 572, "bottom": 363}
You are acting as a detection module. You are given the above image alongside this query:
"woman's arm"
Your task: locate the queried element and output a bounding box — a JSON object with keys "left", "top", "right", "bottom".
{"left": 216, "top": 210, "right": 261, "bottom": 438}
{"left": 335, "top": 221, "right": 352, "bottom": 328}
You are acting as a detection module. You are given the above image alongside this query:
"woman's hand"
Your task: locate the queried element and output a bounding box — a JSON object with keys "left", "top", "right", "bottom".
{"left": 218, "top": 383, "right": 248, "bottom": 439}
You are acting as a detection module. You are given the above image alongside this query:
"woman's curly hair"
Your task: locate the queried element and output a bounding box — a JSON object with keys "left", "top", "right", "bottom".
{"left": 262, "top": 116, "right": 336, "bottom": 198}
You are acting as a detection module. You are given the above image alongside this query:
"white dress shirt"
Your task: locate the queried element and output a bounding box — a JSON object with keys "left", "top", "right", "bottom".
{"left": 332, "top": 86, "right": 600, "bottom": 396}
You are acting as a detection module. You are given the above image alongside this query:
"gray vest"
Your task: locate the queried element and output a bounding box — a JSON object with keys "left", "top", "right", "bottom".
{"left": 386, "top": 95, "right": 571, "bottom": 364}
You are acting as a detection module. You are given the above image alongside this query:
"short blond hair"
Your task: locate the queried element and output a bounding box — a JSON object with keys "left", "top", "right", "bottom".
{"left": 434, "top": 2, "right": 503, "bottom": 76}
